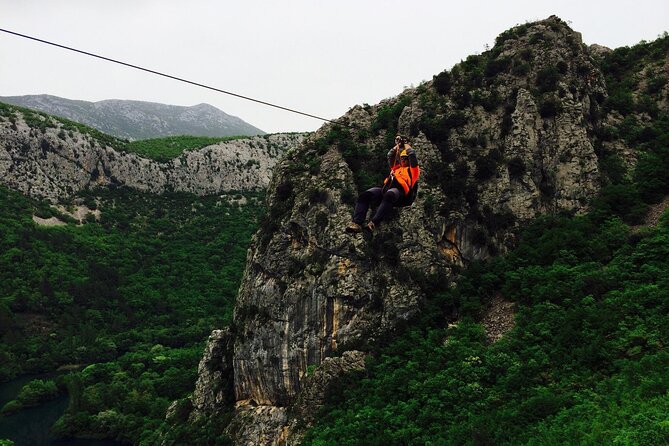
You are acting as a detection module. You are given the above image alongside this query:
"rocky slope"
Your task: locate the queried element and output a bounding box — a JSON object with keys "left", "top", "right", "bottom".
{"left": 0, "top": 95, "right": 264, "bottom": 140}
{"left": 0, "top": 105, "right": 303, "bottom": 201}
{"left": 184, "top": 17, "right": 667, "bottom": 445}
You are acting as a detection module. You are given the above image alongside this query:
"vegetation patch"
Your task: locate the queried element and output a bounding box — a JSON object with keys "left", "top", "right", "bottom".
{"left": 433, "top": 70, "right": 452, "bottom": 95}
{"left": 538, "top": 96, "right": 563, "bottom": 118}
{"left": 507, "top": 156, "right": 526, "bottom": 178}
{"left": 0, "top": 379, "right": 60, "bottom": 415}
{"left": 124, "top": 135, "right": 247, "bottom": 162}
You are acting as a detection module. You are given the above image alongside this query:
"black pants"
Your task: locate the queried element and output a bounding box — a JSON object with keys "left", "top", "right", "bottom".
{"left": 353, "top": 187, "right": 402, "bottom": 226}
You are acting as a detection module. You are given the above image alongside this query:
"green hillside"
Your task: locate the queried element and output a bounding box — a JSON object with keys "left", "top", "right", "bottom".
{"left": 301, "top": 35, "right": 669, "bottom": 446}
{"left": 0, "top": 186, "right": 263, "bottom": 443}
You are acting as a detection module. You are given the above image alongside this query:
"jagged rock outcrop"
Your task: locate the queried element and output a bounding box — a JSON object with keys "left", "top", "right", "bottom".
{"left": 190, "top": 16, "right": 625, "bottom": 445}
{"left": 192, "top": 329, "right": 236, "bottom": 413}
{"left": 0, "top": 95, "right": 265, "bottom": 139}
{"left": 0, "top": 107, "right": 304, "bottom": 201}
{"left": 290, "top": 350, "right": 366, "bottom": 425}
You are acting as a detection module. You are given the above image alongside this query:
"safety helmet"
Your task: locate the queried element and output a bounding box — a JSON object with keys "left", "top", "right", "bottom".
{"left": 400, "top": 149, "right": 409, "bottom": 158}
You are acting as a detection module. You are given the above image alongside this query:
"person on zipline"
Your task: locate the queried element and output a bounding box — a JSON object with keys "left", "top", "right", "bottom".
{"left": 345, "top": 135, "right": 420, "bottom": 233}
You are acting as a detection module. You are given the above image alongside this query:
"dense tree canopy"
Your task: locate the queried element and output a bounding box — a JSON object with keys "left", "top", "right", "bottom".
{"left": 0, "top": 186, "right": 263, "bottom": 444}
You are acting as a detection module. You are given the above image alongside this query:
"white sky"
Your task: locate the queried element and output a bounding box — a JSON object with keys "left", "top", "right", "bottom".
{"left": 1, "top": 1, "right": 668, "bottom": 134}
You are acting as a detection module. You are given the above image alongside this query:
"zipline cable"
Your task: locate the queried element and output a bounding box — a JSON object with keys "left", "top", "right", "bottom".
{"left": 0, "top": 27, "right": 355, "bottom": 129}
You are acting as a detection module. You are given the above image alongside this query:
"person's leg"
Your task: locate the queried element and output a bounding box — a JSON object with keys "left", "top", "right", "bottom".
{"left": 370, "top": 188, "right": 401, "bottom": 226}
{"left": 353, "top": 187, "right": 383, "bottom": 224}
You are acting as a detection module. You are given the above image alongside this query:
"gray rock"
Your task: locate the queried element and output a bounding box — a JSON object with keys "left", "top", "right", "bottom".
{"left": 0, "top": 109, "right": 304, "bottom": 201}
{"left": 291, "top": 350, "right": 366, "bottom": 425}
{"left": 191, "top": 329, "right": 235, "bottom": 416}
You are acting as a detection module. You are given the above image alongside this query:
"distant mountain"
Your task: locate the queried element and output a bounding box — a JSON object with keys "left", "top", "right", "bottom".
{"left": 0, "top": 94, "right": 264, "bottom": 140}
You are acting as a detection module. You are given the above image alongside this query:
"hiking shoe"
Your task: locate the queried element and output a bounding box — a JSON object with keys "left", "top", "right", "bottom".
{"left": 365, "top": 221, "right": 376, "bottom": 233}
{"left": 345, "top": 222, "right": 363, "bottom": 233}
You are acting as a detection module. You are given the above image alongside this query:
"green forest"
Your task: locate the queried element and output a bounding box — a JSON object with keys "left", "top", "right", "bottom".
{"left": 0, "top": 186, "right": 264, "bottom": 444}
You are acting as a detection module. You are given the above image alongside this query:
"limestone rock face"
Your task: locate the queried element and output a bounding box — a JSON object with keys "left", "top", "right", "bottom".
{"left": 588, "top": 43, "right": 612, "bottom": 58}
{"left": 191, "top": 329, "right": 235, "bottom": 415}
{"left": 230, "top": 141, "right": 451, "bottom": 406}
{"left": 224, "top": 405, "right": 289, "bottom": 446}
{"left": 291, "top": 350, "right": 366, "bottom": 425}
{"left": 497, "top": 86, "right": 600, "bottom": 219}
{"left": 0, "top": 110, "right": 304, "bottom": 201}
{"left": 194, "top": 16, "right": 614, "bottom": 445}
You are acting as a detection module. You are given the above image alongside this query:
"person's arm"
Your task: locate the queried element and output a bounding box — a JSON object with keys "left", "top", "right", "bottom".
{"left": 387, "top": 144, "right": 399, "bottom": 168}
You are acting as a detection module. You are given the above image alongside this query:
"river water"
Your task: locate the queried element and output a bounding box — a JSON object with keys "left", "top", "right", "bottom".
{"left": 0, "top": 374, "right": 123, "bottom": 446}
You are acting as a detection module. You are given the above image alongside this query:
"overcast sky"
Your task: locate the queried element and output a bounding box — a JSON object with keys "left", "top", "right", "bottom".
{"left": 1, "top": 1, "right": 668, "bottom": 134}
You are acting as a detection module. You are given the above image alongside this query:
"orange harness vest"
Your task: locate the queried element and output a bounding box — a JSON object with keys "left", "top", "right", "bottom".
{"left": 384, "top": 164, "right": 420, "bottom": 195}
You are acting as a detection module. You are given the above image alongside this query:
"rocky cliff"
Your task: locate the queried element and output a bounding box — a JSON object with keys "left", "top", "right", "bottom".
{"left": 0, "top": 95, "right": 265, "bottom": 140}
{"left": 0, "top": 105, "right": 304, "bottom": 202}
{"left": 187, "top": 16, "right": 634, "bottom": 445}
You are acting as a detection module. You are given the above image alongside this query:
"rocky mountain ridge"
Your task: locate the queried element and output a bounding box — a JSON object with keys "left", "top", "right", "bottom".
{"left": 0, "top": 95, "right": 264, "bottom": 140}
{"left": 183, "top": 16, "right": 669, "bottom": 445}
{"left": 0, "top": 105, "right": 303, "bottom": 202}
